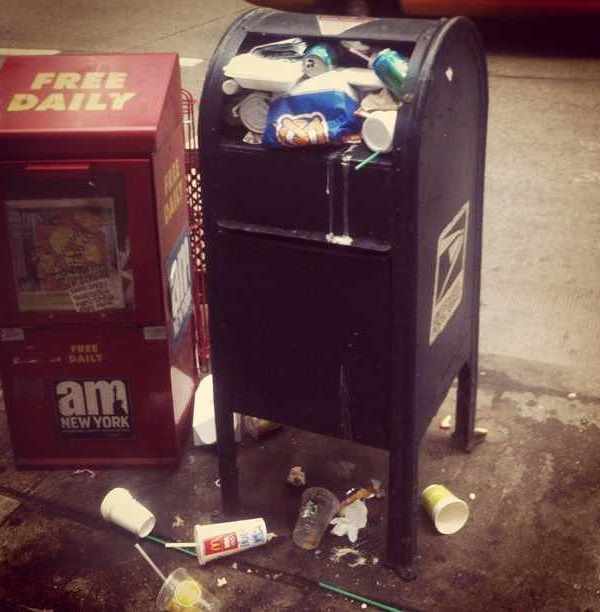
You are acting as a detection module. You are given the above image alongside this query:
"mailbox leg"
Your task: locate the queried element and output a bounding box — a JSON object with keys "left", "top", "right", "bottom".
{"left": 215, "top": 403, "right": 240, "bottom": 515}
{"left": 386, "top": 444, "right": 418, "bottom": 581}
{"left": 454, "top": 360, "right": 480, "bottom": 452}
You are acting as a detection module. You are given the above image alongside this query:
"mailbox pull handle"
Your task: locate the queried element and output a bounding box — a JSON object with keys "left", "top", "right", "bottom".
{"left": 24, "top": 163, "right": 91, "bottom": 173}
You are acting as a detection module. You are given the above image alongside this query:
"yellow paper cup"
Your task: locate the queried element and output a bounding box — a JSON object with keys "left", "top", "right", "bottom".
{"left": 422, "top": 484, "right": 469, "bottom": 535}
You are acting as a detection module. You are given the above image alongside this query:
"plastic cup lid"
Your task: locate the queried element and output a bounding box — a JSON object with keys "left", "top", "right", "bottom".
{"left": 239, "top": 93, "right": 271, "bottom": 134}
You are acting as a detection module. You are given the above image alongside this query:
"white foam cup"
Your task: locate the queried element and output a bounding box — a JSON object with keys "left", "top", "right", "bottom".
{"left": 100, "top": 487, "right": 156, "bottom": 537}
{"left": 193, "top": 518, "right": 268, "bottom": 565}
{"left": 361, "top": 110, "right": 398, "bottom": 153}
{"left": 422, "top": 484, "right": 469, "bottom": 535}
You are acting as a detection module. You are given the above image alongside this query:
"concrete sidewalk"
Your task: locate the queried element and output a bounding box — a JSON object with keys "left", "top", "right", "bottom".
{"left": 2, "top": 354, "right": 600, "bottom": 610}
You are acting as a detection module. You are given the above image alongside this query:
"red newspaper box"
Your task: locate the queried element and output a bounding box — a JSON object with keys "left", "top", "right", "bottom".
{"left": 0, "top": 54, "right": 198, "bottom": 467}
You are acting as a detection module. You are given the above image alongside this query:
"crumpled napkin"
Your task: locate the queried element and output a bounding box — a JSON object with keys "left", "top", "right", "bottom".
{"left": 330, "top": 500, "right": 368, "bottom": 543}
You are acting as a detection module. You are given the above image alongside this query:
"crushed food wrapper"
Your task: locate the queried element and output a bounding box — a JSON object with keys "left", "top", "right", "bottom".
{"left": 330, "top": 500, "right": 368, "bottom": 543}
{"left": 356, "top": 88, "right": 401, "bottom": 117}
{"left": 243, "top": 130, "right": 263, "bottom": 145}
{"left": 250, "top": 37, "right": 307, "bottom": 59}
{"left": 263, "top": 71, "right": 362, "bottom": 148}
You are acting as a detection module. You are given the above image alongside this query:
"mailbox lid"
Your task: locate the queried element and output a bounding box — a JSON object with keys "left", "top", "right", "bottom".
{"left": 0, "top": 53, "right": 180, "bottom": 158}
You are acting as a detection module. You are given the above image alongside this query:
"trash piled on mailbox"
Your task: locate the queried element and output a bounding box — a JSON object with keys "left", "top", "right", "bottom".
{"left": 221, "top": 37, "right": 408, "bottom": 155}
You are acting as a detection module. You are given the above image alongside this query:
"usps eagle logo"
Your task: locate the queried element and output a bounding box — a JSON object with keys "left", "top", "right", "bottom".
{"left": 430, "top": 202, "right": 470, "bottom": 344}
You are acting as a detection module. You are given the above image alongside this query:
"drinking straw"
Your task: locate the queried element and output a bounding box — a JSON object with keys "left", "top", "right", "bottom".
{"left": 134, "top": 543, "right": 167, "bottom": 582}
{"left": 355, "top": 151, "right": 381, "bottom": 171}
{"left": 319, "top": 581, "right": 404, "bottom": 612}
{"left": 144, "top": 534, "right": 197, "bottom": 558}
{"left": 144, "top": 535, "right": 196, "bottom": 557}
{"left": 164, "top": 542, "right": 196, "bottom": 548}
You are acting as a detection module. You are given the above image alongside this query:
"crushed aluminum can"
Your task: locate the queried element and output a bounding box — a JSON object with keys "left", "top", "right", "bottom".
{"left": 369, "top": 48, "right": 408, "bottom": 99}
{"left": 303, "top": 43, "right": 337, "bottom": 78}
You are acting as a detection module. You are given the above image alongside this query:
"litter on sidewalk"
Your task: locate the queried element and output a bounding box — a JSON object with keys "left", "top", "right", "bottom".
{"left": 422, "top": 484, "right": 470, "bottom": 535}
{"left": 330, "top": 499, "right": 368, "bottom": 543}
{"left": 287, "top": 465, "right": 307, "bottom": 487}
{"left": 192, "top": 375, "right": 242, "bottom": 446}
{"left": 164, "top": 518, "right": 272, "bottom": 565}
{"left": 100, "top": 487, "right": 156, "bottom": 538}
{"left": 243, "top": 416, "right": 283, "bottom": 440}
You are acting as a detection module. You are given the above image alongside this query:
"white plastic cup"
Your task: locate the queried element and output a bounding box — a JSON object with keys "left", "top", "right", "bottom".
{"left": 361, "top": 110, "right": 398, "bottom": 153}
{"left": 422, "top": 484, "right": 469, "bottom": 535}
{"left": 193, "top": 518, "right": 268, "bottom": 565}
{"left": 100, "top": 487, "right": 156, "bottom": 537}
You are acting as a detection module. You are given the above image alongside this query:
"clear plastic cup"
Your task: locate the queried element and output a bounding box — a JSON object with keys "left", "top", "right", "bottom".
{"left": 292, "top": 487, "right": 340, "bottom": 550}
{"left": 156, "top": 568, "right": 221, "bottom": 611}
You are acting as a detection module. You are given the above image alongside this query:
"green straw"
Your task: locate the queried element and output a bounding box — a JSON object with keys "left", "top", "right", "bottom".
{"left": 145, "top": 534, "right": 197, "bottom": 558}
{"left": 355, "top": 151, "right": 381, "bottom": 171}
{"left": 319, "top": 581, "right": 404, "bottom": 612}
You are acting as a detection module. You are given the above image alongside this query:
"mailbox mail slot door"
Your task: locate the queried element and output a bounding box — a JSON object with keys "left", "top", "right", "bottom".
{"left": 0, "top": 159, "right": 163, "bottom": 327}
{"left": 212, "top": 228, "right": 393, "bottom": 449}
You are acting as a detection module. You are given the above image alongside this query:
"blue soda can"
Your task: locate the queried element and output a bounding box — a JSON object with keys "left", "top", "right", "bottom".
{"left": 370, "top": 48, "right": 409, "bottom": 98}
{"left": 303, "top": 43, "right": 337, "bottom": 78}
